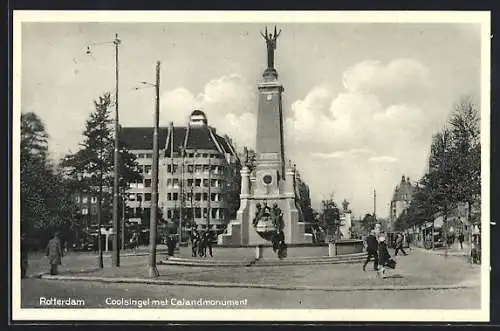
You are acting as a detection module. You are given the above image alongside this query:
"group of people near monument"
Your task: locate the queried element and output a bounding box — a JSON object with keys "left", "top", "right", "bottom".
{"left": 362, "top": 230, "right": 405, "bottom": 278}
{"left": 189, "top": 226, "right": 217, "bottom": 258}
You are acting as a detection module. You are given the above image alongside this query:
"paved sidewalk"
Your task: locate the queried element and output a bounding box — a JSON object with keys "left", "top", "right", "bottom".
{"left": 38, "top": 248, "right": 481, "bottom": 290}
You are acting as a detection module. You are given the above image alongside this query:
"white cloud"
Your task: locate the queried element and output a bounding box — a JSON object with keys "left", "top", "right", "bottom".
{"left": 311, "top": 151, "right": 346, "bottom": 159}
{"left": 368, "top": 156, "right": 398, "bottom": 163}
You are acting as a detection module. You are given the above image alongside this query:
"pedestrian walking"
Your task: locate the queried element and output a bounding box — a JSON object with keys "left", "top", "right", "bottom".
{"left": 21, "top": 233, "right": 29, "bottom": 279}
{"left": 362, "top": 230, "right": 379, "bottom": 271}
{"left": 377, "top": 235, "right": 392, "bottom": 279}
{"left": 406, "top": 233, "right": 412, "bottom": 251}
{"left": 458, "top": 232, "right": 465, "bottom": 250}
{"left": 205, "top": 227, "right": 215, "bottom": 258}
{"left": 46, "top": 231, "right": 63, "bottom": 275}
{"left": 394, "top": 233, "right": 408, "bottom": 256}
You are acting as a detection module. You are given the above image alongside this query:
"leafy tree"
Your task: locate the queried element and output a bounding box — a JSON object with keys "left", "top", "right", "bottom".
{"left": 448, "top": 97, "right": 481, "bottom": 224}
{"left": 61, "top": 93, "right": 142, "bottom": 265}
{"left": 21, "top": 112, "right": 77, "bottom": 248}
{"left": 320, "top": 198, "right": 341, "bottom": 241}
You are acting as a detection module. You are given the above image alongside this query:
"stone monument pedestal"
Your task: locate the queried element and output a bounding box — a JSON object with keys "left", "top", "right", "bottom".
{"left": 218, "top": 27, "right": 312, "bottom": 246}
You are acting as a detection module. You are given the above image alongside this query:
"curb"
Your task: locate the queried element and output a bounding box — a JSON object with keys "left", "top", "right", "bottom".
{"left": 39, "top": 274, "right": 478, "bottom": 292}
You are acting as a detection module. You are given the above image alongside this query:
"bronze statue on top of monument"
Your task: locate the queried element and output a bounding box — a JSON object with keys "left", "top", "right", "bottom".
{"left": 260, "top": 26, "right": 281, "bottom": 77}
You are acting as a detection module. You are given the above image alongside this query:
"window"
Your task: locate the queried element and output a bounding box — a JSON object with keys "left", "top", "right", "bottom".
{"left": 173, "top": 193, "right": 178, "bottom": 201}
{"left": 195, "top": 208, "right": 202, "bottom": 218}
{"left": 195, "top": 179, "right": 201, "bottom": 187}
{"left": 187, "top": 165, "right": 194, "bottom": 173}
{"left": 211, "top": 193, "right": 217, "bottom": 202}
{"left": 187, "top": 179, "right": 194, "bottom": 187}
{"left": 195, "top": 165, "right": 202, "bottom": 173}
{"left": 144, "top": 165, "right": 152, "bottom": 175}
{"left": 137, "top": 194, "right": 143, "bottom": 202}
{"left": 128, "top": 194, "right": 136, "bottom": 201}
{"left": 137, "top": 182, "right": 144, "bottom": 189}
{"left": 203, "top": 165, "right": 210, "bottom": 173}
{"left": 203, "top": 208, "right": 208, "bottom": 217}
{"left": 145, "top": 153, "right": 152, "bottom": 158}
{"left": 195, "top": 193, "right": 202, "bottom": 201}
{"left": 212, "top": 165, "right": 218, "bottom": 173}
{"left": 186, "top": 192, "right": 193, "bottom": 201}
{"left": 203, "top": 193, "right": 208, "bottom": 201}
{"left": 211, "top": 208, "right": 218, "bottom": 218}
{"left": 145, "top": 193, "right": 151, "bottom": 201}
{"left": 167, "top": 193, "right": 172, "bottom": 201}
{"left": 203, "top": 179, "right": 209, "bottom": 187}
{"left": 82, "top": 196, "right": 88, "bottom": 203}
{"left": 138, "top": 153, "right": 145, "bottom": 158}
{"left": 173, "top": 179, "right": 179, "bottom": 187}
{"left": 144, "top": 179, "right": 152, "bottom": 188}
{"left": 91, "top": 196, "right": 97, "bottom": 203}
{"left": 186, "top": 208, "right": 193, "bottom": 219}
{"left": 167, "top": 179, "right": 172, "bottom": 187}
{"left": 211, "top": 179, "right": 217, "bottom": 187}
{"left": 81, "top": 208, "right": 88, "bottom": 215}
{"left": 188, "top": 153, "right": 194, "bottom": 158}
{"left": 167, "top": 209, "right": 172, "bottom": 218}
{"left": 202, "top": 153, "right": 208, "bottom": 158}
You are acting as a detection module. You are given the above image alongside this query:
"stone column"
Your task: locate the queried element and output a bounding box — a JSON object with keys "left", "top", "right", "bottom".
{"left": 240, "top": 166, "right": 251, "bottom": 198}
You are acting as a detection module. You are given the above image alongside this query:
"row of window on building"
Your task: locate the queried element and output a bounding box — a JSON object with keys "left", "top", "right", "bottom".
{"left": 132, "top": 164, "right": 225, "bottom": 176}
{"left": 133, "top": 152, "right": 225, "bottom": 160}
{"left": 75, "top": 196, "right": 98, "bottom": 204}
{"left": 167, "top": 192, "right": 223, "bottom": 202}
{"left": 129, "top": 178, "right": 225, "bottom": 189}
{"left": 126, "top": 206, "right": 224, "bottom": 221}
{"left": 165, "top": 207, "right": 224, "bottom": 220}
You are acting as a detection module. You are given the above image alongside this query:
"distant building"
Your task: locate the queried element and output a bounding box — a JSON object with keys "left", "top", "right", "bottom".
{"left": 389, "top": 175, "right": 414, "bottom": 227}
{"left": 120, "top": 110, "right": 240, "bottom": 232}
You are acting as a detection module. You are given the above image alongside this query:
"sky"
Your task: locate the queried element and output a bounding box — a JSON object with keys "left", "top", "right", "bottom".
{"left": 20, "top": 21, "right": 482, "bottom": 218}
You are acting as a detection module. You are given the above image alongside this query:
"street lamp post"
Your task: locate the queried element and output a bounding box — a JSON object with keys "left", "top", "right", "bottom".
{"left": 86, "top": 33, "right": 122, "bottom": 267}
{"left": 112, "top": 33, "right": 122, "bottom": 267}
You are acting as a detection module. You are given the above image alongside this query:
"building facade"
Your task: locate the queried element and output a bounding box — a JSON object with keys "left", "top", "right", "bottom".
{"left": 389, "top": 175, "right": 414, "bottom": 227}
{"left": 120, "top": 110, "right": 240, "bottom": 232}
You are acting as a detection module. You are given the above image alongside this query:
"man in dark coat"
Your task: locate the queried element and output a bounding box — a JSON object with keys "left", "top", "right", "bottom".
{"left": 394, "top": 233, "right": 408, "bottom": 256}
{"left": 46, "top": 231, "right": 63, "bottom": 275}
{"left": 377, "top": 235, "right": 392, "bottom": 278}
{"left": 362, "top": 230, "right": 379, "bottom": 271}
{"left": 458, "top": 232, "right": 465, "bottom": 250}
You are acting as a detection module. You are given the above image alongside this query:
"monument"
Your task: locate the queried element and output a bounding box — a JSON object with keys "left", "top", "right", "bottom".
{"left": 219, "top": 27, "right": 313, "bottom": 246}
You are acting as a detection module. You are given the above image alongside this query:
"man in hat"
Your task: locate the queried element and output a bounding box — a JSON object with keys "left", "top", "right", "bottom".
{"left": 362, "top": 229, "right": 379, "bottom": 271}
{"left": 46, "top": 231, "right": 63, "bottom": 275}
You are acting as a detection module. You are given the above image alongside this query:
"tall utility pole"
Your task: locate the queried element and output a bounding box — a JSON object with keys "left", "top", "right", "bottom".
{"left": 112, "top": 33, "right": 122, "bottom": 267}
{"left": 373, "top": 189, "right": 377, "bottom": 220}
{"left": 148, "top": 61, "right": 161, "bottom": 278}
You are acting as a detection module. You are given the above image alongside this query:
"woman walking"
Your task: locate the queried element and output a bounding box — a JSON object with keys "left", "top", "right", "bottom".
{"left": 377, "top": 235, "right": 392, "bottom": 279}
